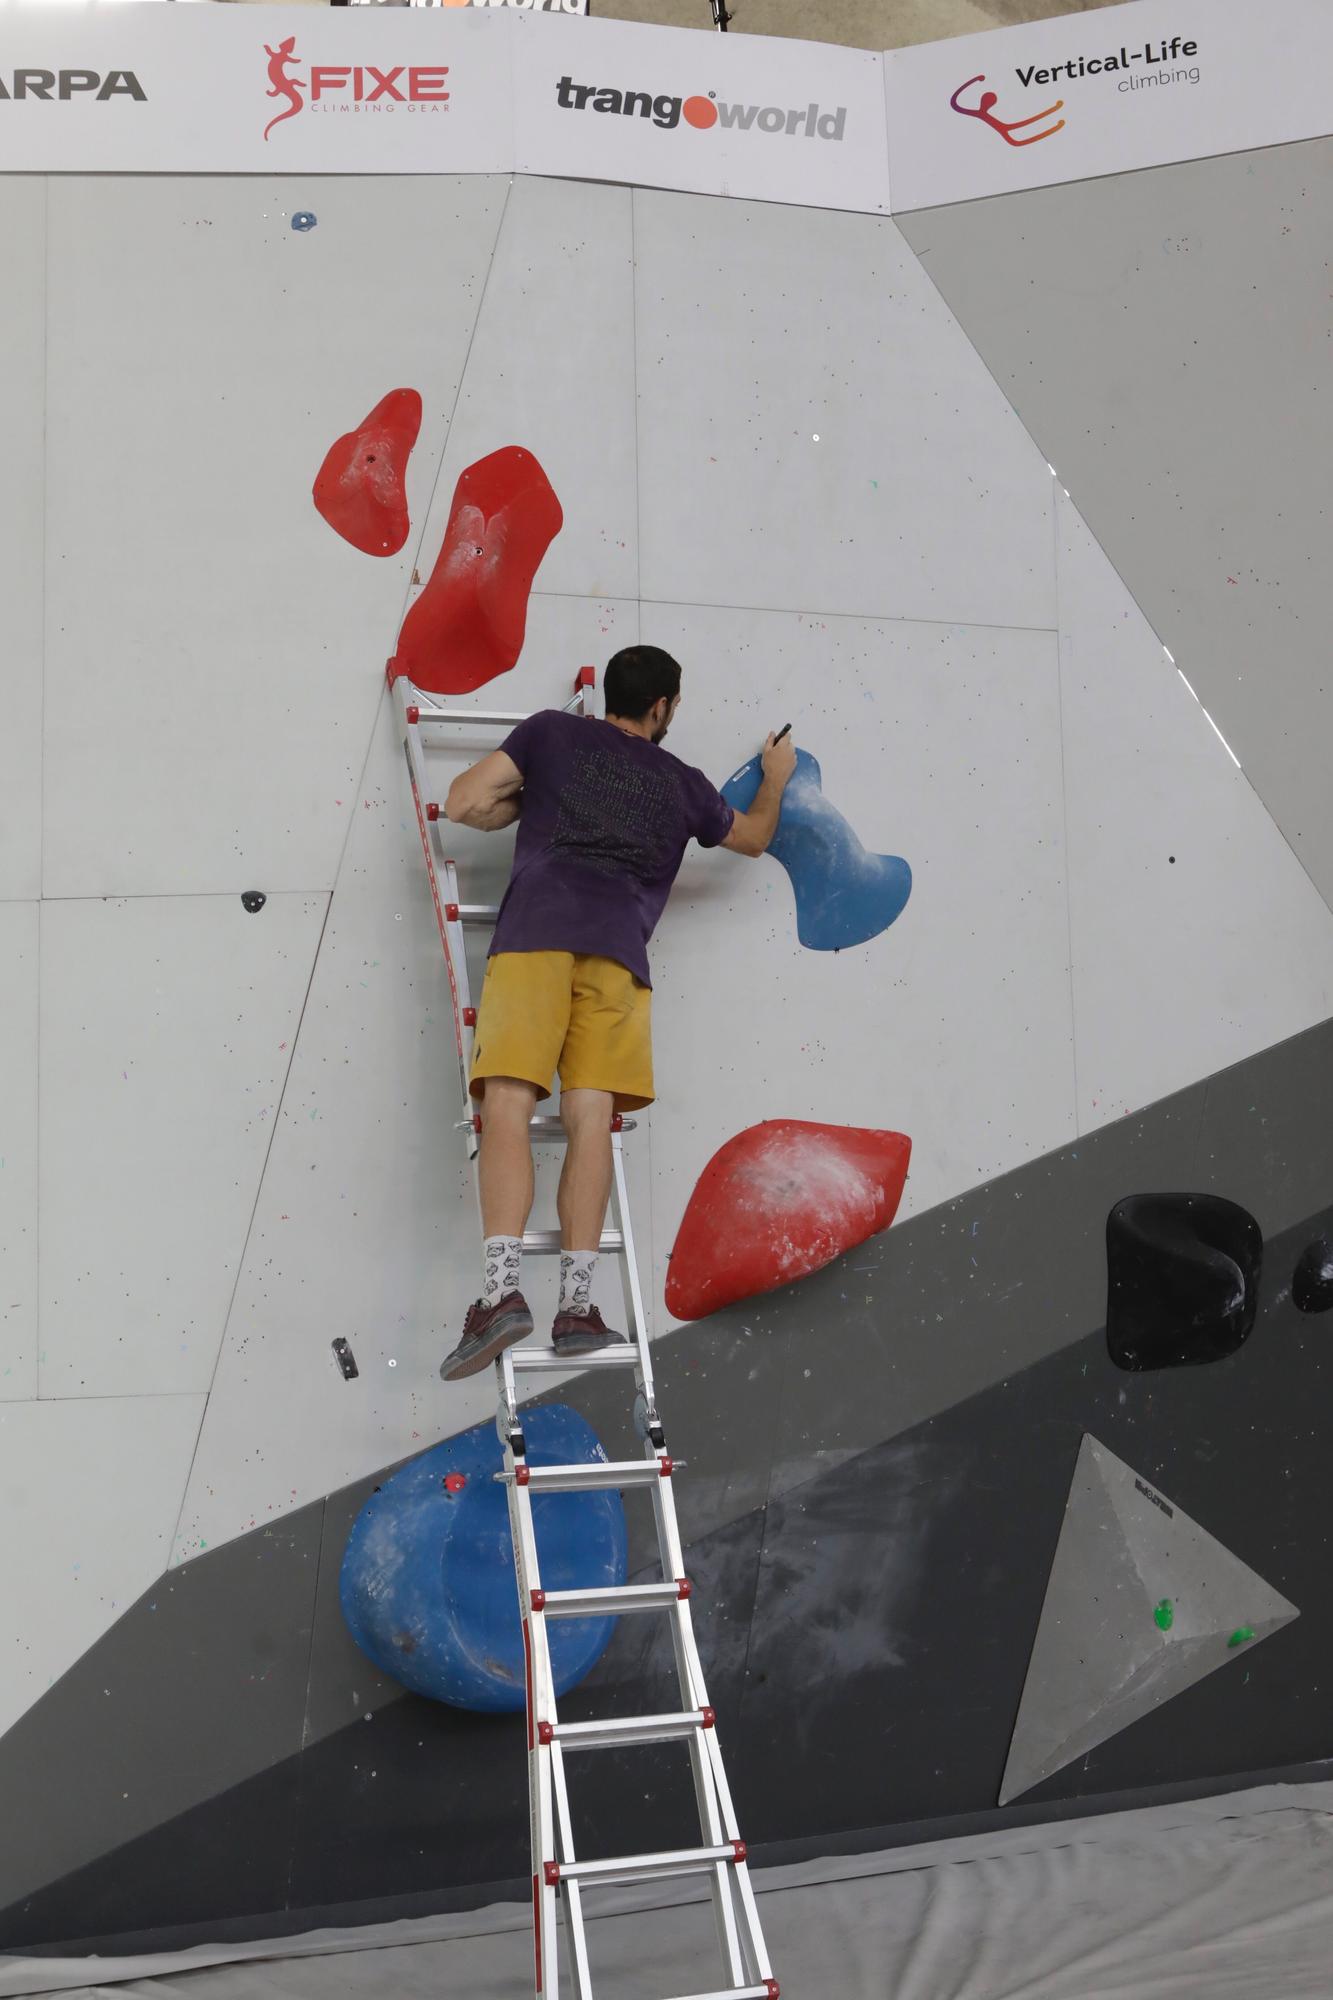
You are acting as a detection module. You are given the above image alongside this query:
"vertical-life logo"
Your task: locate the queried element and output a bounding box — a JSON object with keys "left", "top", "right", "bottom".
{"left": 262, "top": 36, "right": 451, "bottom": 141}
{"left": 950, "top": 34, "right": 1201, "bottom": 146}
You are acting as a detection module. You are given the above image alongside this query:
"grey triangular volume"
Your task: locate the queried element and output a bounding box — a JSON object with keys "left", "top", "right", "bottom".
{"left": 998, "top": 1435, "right": 1298, "bottom": 1805}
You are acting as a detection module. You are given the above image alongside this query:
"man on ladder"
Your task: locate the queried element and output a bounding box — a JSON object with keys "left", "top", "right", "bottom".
{"left": 438, "top": 643, "right": 796, "bottom": 1381}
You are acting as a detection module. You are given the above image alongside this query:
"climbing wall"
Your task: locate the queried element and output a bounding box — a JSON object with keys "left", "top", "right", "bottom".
{"left": 3, "top": 149, "right": 1333, "bottom": 1947}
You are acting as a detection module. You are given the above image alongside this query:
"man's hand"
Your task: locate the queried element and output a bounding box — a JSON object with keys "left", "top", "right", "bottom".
{"left": 722, "top": 730, "right": 798, "bottom": 858}
{"left": 761, "top": 729, "right": 797, "bottom": 787}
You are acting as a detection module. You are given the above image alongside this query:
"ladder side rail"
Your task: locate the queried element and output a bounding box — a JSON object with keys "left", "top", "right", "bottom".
{"left": 436, "top": 856, "right": 480, "bottom": 1143}
{"left": 395, "top": 691, "right": 476, "bottom": 1124}
{"left": 506, "top": 1470, "right": 562, "bottom": 1998}
{"left": 662, "top": 1601, "right": 748, "bottom": 1988}
{"left": 610, "top": 1133, "right": 658, "bottom": 1410}
{"left": 648, "top": 1454, "right": 690, "bottom": 1586}
{"left": 399, "top": 725, "right": 466, "bottom": 1091}
{"left": 676, "top": 1609, "right": 771, "bottom": 1980}
{"left": 549, "top": 1741, "right": 596, "bottom": 2000}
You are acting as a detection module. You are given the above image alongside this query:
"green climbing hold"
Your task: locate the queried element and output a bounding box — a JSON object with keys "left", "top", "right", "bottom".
{"left": 1153, "top": 1599, "right": 1174, "bottom": 1631}
{"left": 1228, "top": 1626, "right": 1255, "bottom": 1648}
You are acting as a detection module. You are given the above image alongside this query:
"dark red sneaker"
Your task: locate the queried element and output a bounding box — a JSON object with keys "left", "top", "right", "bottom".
{"left": 440, "top": 1292, "right": 534, "bottom": 1381}
{"left": 551, "top": 1304, "right": 628, "bottom": 1359}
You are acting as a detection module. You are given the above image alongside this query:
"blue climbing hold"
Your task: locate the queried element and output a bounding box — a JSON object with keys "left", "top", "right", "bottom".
{"left": 721, "top": 746, "right": 911, "bottom": 951}
{"left": 339, "top": 1404, "right": 626, "bottom": 1713}
{"left": 291, "top": 211, "right": 317, "bottom": 232}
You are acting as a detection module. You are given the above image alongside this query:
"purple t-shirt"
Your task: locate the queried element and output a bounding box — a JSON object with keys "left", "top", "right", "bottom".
{"left": 490, "top": 710, "right": 734, "bottom": 986}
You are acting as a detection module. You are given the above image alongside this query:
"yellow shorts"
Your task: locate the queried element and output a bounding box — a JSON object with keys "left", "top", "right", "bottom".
{"left": 469, "top": 951, "right": 654, "bottom": 1113}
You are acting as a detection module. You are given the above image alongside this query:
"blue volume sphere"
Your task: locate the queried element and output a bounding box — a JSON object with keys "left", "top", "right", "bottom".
{"left": 339, "top": 1403, "right": 627, "bottom": 1713}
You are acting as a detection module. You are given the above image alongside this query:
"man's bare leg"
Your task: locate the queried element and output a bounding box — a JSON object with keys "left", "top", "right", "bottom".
{"left": 556, "top": 1087, "right": 615, "bottom": 1250}
{"left": 553, "top": 1089, "right": 625, "bottom": 1348}
{"left": 440, "top": 1076, "right": 540, "bottom": 1381}
{"left": 478, "top": 1076, "right": 539, "bottom": 1239}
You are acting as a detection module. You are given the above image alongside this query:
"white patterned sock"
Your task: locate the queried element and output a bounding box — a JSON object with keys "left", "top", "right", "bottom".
{"left": 482, "top": 1236, "right": 523, "bottom": 1309}
{"left": 559, "top": 1250, "right": 598, "bottom": 1317}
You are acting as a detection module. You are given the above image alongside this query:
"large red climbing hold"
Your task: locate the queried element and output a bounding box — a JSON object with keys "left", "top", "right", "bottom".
{"left": 665, "top": 1120, "right": 911, "bottom": 1322}
{"left": 393, "top": 446, "right": 563, "bottom": 696}
{"left": 313, "top": 389, "right": 422, "bottom": 557}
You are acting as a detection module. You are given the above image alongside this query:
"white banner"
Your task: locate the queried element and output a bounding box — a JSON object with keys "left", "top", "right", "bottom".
{"left": 884, "top": 0, "right": 1333, "bottom": 213}
{"left": 0, "top": 0, "right": 1328, "bottom": 210}
{"left": 0, "top": 4, "right": 515, "bottom": 175}
{"left": 0, "top": 2, "right": 885, "bottom": 210}
{"left": 513, "top": 10, "right": 889, "bottom": 215}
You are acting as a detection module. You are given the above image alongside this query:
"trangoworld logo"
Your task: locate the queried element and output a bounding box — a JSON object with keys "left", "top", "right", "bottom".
{"left": 263, "top": 36, "right": 450, "bottom": 141}
{"left": 0, "top": 68, "right": 146, "bottom": 102}
{"left": 555, "top": 74, "right": 847, "bottom": 141}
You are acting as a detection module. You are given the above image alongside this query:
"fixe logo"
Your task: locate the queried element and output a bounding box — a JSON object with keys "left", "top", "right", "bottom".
{"left": 0, "top": 67, "right": 146, "bottom": 103}
{"left": 951, "top": 33, "right": 1201, "bottom": 146}
{"left": 555, "top": 74, "right": 847, "bottom": 141}
{"left": 263, "top": 36, "right": 450, "bottom": 142}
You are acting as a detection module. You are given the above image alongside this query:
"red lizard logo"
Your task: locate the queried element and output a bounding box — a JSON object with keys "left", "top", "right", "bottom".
{"left": 950, "top": 73, "right": 1065, "bottom": 146}
{"left": 264, "top": 37, "right": 304, "bottom": 142}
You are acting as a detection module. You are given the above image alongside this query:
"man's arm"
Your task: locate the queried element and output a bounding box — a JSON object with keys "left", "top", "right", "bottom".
{"left": 444, "top": 749, "right": 524, "bottom": 831}
{"left": 721, "top": 731, "right": 797, "bottom": 857}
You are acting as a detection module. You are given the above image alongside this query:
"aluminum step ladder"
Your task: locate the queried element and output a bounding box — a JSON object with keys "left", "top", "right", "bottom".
{"left": 388, "top": 657, "right": 779, "bottom": 2000}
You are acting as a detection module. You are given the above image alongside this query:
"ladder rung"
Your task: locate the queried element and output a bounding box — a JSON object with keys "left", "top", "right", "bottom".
{"left": 515, "top": 1459, "right": 672, "bottom": 1493}
{"left": 662, "top": 1990, "right": 776, "bottom": 2000}
{"left": 542, "top": 1581, "right": 686, "bottom": 1618}
{"left": 412, "top": 707, "right": 531, "bottom": 726}
{"left": 510, "top": 1346, "right": 642, "bottom": 1372}
{"left": 521, "top": 1228, "right": 624, "bottom": 1253}
{"left": 551, "top": 1843, "right": 741, "bottom": 1888}
{"left": 528, "top": 1114, "right": 638, "bottom": 1139}
{"left": 452, "top": 1118, "right": 638, "bottom": 1144}
{"left": 454, "top": 903, "right": 499, "bottom": 921}
{"left": 552, "top": 1710, "right": 711, "bottom": 1749}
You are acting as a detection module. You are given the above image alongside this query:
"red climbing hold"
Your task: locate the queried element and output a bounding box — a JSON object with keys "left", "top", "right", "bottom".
{"left": 393, "top": 446, "right": 563, "bottom": 696}
{"left": 664, "top": 1120, "right": 911, "bottom": 1322}
{"left": 313, "top": 389, "right": 422, "bottom": 557}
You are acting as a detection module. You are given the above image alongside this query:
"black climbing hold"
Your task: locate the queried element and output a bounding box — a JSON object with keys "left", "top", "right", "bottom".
{"left": 242, "top": 890, "right": 267, "bottom": 913}
{"left": 1106, "top": 1192, "right": 1262, "bottom": 1371}
{"left": 1293, "top": 1235, "right": 1333, "bottom": 1314}
{"left": 332, "top": 1337, "right": 359, "bottom": 1380}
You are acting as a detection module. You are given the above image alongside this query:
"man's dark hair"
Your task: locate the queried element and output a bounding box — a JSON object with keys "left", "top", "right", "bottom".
{"left": 604, "top": 645, "right": 682, "bottom": 721}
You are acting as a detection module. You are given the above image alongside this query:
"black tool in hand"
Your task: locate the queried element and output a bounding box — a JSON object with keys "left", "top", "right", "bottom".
{"left": 772, "top": 723, "right": 792, "bottom": 744}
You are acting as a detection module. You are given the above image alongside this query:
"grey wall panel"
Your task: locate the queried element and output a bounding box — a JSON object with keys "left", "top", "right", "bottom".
{"left": 0, "top": 178, "right": 42, "bottom": 904}
{"left": 169, "top": 594, "right": 654, "bottom": 1568}
{"left": 403, "top": 176, "right": 639, "bottom": 608}
{"left": 897, "top": 137, "right": 1333, "bottom": 907}
{"left": 41, "top": 174, "right": 507, "bottom": 899}
{"left": 635, "top": 191, "right": 1057, "bottom": 629}
{"left": 8, "top": 1181, "right": 1333, "bottom": 1947}
{"left": 7, "top": 1010, "right": 1333, "bottom": 1944}
{"left": 0, "top": 1395, "right": 204, "bottom": 1749}
{"left": 0, "top": 904, "right": 38, "bottom": 1404}
{"left": 38, "top": 894, "right": 328, "bottom": 1401}
{"left": 0, "top": 1504, "right": 319, "bottom": 1916}
{"left": 1055, "top": 488, "right": 1333, "bottom": 1134}
{"left": 644, "top": 600, "right": 1077, "bottom": 1254}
